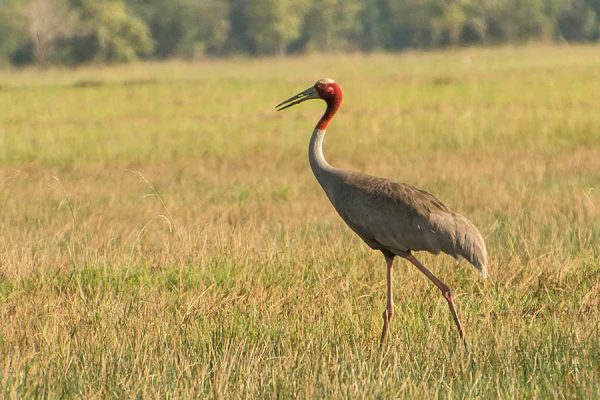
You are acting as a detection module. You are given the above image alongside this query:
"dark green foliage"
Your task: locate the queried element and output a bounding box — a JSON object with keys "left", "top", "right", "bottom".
{"left": 558, "top": 0, "right": 600, "bottom": 41}
{"left": 0, "top": 0, "right": 29, "bottom": 65}
{"left": 64, "top": 0, "right": 154, "bottom": 63}
{"left": 126, "top": 0, "right": 230, "bottom": 58}
{"left": 228, "top": 0, "right": 309, "bottom": 55}
{"left": 3, "top": 0, "right": 600, "bottom": 65}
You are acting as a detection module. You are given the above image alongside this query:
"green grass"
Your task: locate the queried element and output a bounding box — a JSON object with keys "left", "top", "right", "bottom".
{"left": 0, "top": 45, "right": 599, "bottom": 398}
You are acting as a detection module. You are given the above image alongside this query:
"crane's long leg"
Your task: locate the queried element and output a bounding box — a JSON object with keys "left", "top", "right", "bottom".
{"left": 404, "top": 254, "right": 465, "bottom": 341}
{"left": 380, "top": 256, "right": 394, "bottom": 346}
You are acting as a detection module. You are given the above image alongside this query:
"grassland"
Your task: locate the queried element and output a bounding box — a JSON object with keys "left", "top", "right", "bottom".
{"left": 0, "top": 45, "right": 598, "bottom": 398}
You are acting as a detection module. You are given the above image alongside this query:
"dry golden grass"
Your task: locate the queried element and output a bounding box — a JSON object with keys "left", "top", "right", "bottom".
{"left": 0, "top": 45, "right": 598, "bottom": 398}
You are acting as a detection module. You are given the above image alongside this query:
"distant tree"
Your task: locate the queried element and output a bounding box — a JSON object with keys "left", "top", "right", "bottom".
{"left": 25, "top": 0, "right": 77, "bottom": 65}
{"left": 357, "top": 0, "right": 386, "bottom": 51}
{"left": 232, "top": 0, "right": 309, "bottom": 55}
{"left": 126, "top": 0, "right": 230, "bottom": 58}
{"left": 466, "top": 0, "right": 556, "bottom": 43}
{"left": 557, "top": 0, "right": 599, "bottom": 41}
{"left": 57, "top": 0, "right": 153, "bottom": 64}
{"left": 379, "top": 0, "right": 447, "bottom": 49}
{"left": 431, "top": 2, "right": 468, "bottom": 45}
{"left": 299, "top": 0, "right": 363, "bottom": 51}
{"left": 187, "top": 0, "right": 230, "bottom": 56}
{"left": 0, "top": 0, "right": 29, "bottom": 65}
{"left": 126, "top": 0, "right": 189, "bottom": 58}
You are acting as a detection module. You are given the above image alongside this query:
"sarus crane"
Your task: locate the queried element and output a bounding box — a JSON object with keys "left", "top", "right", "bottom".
{"left": 276, "top": 78, "right": 488, "bottom": 345}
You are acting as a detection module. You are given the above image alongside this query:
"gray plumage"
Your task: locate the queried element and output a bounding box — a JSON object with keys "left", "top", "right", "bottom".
{"left": 310, "top": 130, "right": 488, "bottom": 278}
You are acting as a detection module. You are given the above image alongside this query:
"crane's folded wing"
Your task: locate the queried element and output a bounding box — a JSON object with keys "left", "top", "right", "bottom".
{"left": 332, "top": 172, "right": 487, "bottom": 275}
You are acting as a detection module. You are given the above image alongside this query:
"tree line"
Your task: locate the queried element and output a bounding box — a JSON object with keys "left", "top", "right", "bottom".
{"left": 1, "top": 0, "right": 600, "bottom": 66}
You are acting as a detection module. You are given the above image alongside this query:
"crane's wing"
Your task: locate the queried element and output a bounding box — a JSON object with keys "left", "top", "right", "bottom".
{"left": 332, "top": 171, "right": 488, "bottom": 276}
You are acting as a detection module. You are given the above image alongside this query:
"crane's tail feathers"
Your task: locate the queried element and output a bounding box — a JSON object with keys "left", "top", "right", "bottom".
{"left": 471, "top": 252, "right": 488, "bottom": 279}
{"left": 453, "top": 215, "right": 488, "bottom": 278}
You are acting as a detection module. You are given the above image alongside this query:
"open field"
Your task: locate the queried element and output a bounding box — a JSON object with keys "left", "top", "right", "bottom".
{"left": 0, "top": 45, "right": 599, "bottom": 398}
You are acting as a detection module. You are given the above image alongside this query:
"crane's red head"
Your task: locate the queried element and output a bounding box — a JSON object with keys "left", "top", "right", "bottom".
{"left": 276, "top": 78, "right": 343, "bottom": 130}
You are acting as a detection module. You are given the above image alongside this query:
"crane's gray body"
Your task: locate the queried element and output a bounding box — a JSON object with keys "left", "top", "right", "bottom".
{"left": 310, "top": 129, "right": 488, "bottom": 277}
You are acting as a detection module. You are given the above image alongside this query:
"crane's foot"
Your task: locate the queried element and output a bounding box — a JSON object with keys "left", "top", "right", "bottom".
{"left": 442, "top": 289, "right": 465, "bottom": 341}
{"left": 379, "top": 308, "right": 393, "bottom": 347}
{"left": 442, "top": 290, "right": 470, "bottom": 349}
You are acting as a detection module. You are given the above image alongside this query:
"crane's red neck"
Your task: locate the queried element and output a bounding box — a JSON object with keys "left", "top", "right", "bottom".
{"left": 315, "top": 81, "right": 343, "bottom": 131}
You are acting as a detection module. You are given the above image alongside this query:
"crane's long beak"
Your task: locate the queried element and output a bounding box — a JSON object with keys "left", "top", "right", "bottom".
{"left": 275, "top": 86, "right": 319, "bottom": 111}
